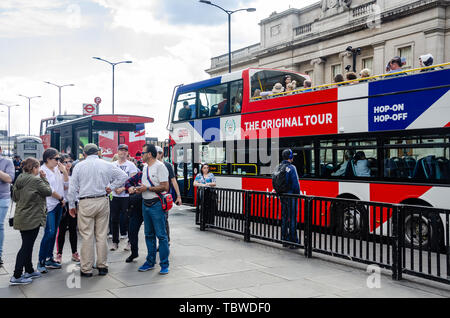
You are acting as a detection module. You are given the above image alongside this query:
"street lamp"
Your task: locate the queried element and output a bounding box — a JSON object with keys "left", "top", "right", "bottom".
{"left": 44, "top": 81, "right": 75, "bottom": 115}
{"left": 92, "top": 57, "right": 132, "bottom": 114}
{"left": 199, "top": 0, "right": 256, "bottom": 73}
{"left": 18, "top": 94, "right": 41, "bottom": 136}
{"left": 0, "top": 103, "right": 20, "bottom": 156}
{"left": 346, "top": 46, "right": 361, "bottom": 73}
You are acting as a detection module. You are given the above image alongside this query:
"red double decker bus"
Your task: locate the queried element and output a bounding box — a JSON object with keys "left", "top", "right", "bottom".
{"left": 168, "top": 62, "right": 450, "bottom": 248}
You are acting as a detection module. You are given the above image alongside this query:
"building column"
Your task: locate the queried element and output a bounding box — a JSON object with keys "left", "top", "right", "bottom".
{"left": 372, "top": 41, "right": 385, "bottom": 75}
{"left": 310, "top": 57, "right": 326, "bottom": 86}
{"left": 424, "top": 28, "right": 445, "bottom": 65}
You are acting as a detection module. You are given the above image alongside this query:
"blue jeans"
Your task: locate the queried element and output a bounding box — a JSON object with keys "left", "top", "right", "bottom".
{"left": 0, "top": 198, "right": 11, "bottom": 258}
{"left": 280, "top": 197, "right": 299, "bottom": 244}
{"left": 38, "top": 204, "right": 63, "bottom": 264}
{"left": 142, "top": 201, "right": 169, "bottom": 268}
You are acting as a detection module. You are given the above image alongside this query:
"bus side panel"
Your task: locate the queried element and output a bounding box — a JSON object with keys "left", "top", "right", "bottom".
{"left": 41, "top": 134, "right": 51, "bottom": 150}
{"left": 241, "top": 102, "right": 338, "bottom": 139}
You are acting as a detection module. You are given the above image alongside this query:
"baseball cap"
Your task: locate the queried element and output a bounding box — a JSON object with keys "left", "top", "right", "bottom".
{"left": 84, "top": 143, "right": 99, "bottom": 155}
{"left": 118, "top": 144, "right": 128, "bottom": 151}
{"left": 155, "top": 146, "right": 163, "bottom": 153}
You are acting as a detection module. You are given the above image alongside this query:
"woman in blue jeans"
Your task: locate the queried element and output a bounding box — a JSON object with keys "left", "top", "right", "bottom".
{"left": 132, "top": 144, "right": 170, "bottom": 275}
{"left": 37, "top": 148, "right": 68, "bottom": 273}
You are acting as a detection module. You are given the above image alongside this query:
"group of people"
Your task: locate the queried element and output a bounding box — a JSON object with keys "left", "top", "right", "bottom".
{"left": 0, "top": 142, "right": 182, "bottom": 285}
{"left": 334, "top": 53, "right": 436, "bottom": 85}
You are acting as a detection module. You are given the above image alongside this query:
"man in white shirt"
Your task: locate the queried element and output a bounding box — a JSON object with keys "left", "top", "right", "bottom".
{"left": 130, "top": 144, "right": 170, "bottom": 274}
{"left": 68, "top": 144, "right": 128, "bottom": 277}
{"left": 110, "top": 144, "right": 138, "bottom": 251}
{"left": 37, "top": 148, "right": 68, "bottom": 273}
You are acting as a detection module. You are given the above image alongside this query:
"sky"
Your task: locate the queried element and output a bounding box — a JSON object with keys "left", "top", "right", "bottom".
{"left": 0, "top": 0, "right": 318, "bottom": 140}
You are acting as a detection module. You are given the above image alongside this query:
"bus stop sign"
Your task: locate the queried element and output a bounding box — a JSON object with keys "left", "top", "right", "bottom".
{"left": 83, "top": 103, "right": 98, "bottom": 115}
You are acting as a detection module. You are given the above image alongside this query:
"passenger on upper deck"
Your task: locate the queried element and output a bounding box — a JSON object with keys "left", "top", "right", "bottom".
{"left": 387, "top": 56, "right": 403, "bottom": 75}
{"left": 303, "top": 80, "right": 312, "bottom": 92}
{"left": 354, "top": 151, "right": 371, "bottom": 177}
{"left": 178, "top": 101, "right": 191, "bottom": 121}
{"left": 282, "top": 75, "right": 292, "bottom": 90}
{"left": 272, "top": 83, "right": 285, "bottom": 94}
{"left": 231, "top": 96, "right": 241, "bottom": 113}
{"left": 217, "top": 92, "right": 228, "bottom": 115}
{"left": 334, "top": 74, "right": 344, "bottom": 85}
{"left": 359, "top": 68, "right": 371, "bottom": 79}
{"left": 286, "top": 80, "right": 297, "bottom": 93}
{"left": 419, "top": 54, "right": 434, "bottom": 72}
{"left": 346, "top": 72, "right": 358, "bottom": 84}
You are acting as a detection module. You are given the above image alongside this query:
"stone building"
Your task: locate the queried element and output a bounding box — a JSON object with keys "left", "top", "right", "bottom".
{"left": 206, "top": 0, "right": 450, "bottom": 86}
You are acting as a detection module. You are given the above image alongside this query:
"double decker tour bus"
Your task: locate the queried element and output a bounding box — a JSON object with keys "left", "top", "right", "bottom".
{"left": 167, "top": 62, "right": 450, "bottom": 248}
{"left": 46, "top": 114, "right": 152, "bottom": 161}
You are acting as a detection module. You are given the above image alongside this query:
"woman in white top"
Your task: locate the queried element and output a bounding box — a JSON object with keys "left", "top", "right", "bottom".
{"left": 37, "top": 148, "right": 68, "bottom": 272}
{"left": 354, "top": 151, "right": 372, "bottom": 177}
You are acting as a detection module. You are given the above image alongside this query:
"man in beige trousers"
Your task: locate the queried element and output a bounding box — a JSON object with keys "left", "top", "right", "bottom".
{"left": 68, "top": 144, "right": 128, "bottom": 277}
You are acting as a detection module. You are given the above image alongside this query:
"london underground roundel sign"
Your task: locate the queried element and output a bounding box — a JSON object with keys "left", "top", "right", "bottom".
{"left": 83, "top": 103, "right": 96, "bottom": 115}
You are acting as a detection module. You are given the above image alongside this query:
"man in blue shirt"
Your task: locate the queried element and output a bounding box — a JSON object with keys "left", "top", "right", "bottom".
{"left": 279, "top": 149, "right": 300, "bottom": 248}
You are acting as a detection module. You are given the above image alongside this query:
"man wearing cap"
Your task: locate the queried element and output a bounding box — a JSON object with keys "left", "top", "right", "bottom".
{"left": 67, "top": 143, "right": 128, "bottom": 277}
{"left": 278, "top": 149, "right": 300, "bottom": 249}
{"left": 156, "top": 146, "right": 182, "bottom": 244}
{"left": 110, "top": 144, "right": 138, "bottom": 251}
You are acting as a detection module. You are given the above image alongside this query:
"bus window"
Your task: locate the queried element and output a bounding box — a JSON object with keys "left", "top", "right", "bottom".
{"left": 200, "top": 143, "right": 227, "bottom": 174}
{"left": 250, "top": 70, "right": 309, "bottom": 101}
{"left": 198, "top": 83, "right": 229, "bottom": 117}
{"left": 174, "top": 92, "right": 196, "bottom": 122}
{"left": 384, "top": 135, "right": 450, "bottom": 181}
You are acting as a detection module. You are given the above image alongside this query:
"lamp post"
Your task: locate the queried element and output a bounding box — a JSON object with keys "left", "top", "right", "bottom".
{"left": 18, "top": 94, "right": 41, "bottom": 136}
{"left": 0, "top": 103, "right": 20, "bottom": 156}
{"left": 44, "top": 81, "right": 74, "bottom": 115}
{"left": 92, "top": 57, "right": 132, "bottom": 114}
{"left": 346, "top": 46, "right": 361, "bottom": 73}
{"left": 199, "top": 1, "right": 256, "bottom": 73}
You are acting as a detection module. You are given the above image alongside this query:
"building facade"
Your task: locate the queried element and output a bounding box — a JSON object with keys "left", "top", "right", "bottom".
{"left": 206, "top": 0, "right": 450, "bottom": 86}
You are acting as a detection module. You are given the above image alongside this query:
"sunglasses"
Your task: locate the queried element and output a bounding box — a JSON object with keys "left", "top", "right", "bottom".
{"left": 52, "top": 157, "right": 61, "bottom": 161}
{"left": 63, "top": 160, "right": 73, "bottom": 164}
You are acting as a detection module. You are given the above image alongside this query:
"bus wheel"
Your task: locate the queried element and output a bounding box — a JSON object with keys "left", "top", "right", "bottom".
{"left": 404, "top": 214, "right": 432, "bottom": 249}
{"left": 337, "top": 204, "right": 368, "bottom": 238}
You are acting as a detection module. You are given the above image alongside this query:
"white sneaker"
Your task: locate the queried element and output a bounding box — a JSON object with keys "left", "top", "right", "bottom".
{"left": 124, "top": 242, "right": 131, "bottom": 251}
{"left": 120, "top": 234, "right": 128, "bottom": 240}
{"left": 110, "top": 243, "right": 118, "bottom": 251}
{"left": 108, "top": 234, "right": 113, "bottom": 239}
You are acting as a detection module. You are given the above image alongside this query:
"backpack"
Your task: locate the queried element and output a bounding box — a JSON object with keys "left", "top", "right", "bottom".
{"left": 146, "top": 166, "right": 174, "bottom": 212}
{"left": 272, "top": 163, "right": 290, "bottom": 194}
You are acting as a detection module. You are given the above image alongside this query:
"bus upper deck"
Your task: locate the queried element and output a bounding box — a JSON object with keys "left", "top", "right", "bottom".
{"left": 168, "top": 62, "right": 450, "bottom": 144}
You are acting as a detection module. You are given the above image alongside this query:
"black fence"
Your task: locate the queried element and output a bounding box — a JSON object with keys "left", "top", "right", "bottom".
{"left": 196, "top": 187, "right": 450, "bottom": 285}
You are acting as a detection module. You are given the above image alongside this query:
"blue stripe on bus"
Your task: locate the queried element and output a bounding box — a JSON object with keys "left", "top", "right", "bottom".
{"left": 176, "top": 77, "right": 222, "bottom": 95}
{"left": 191, "top": 118, "right": 220, "bottom": 142}
{"left": 368, "top": 68, "right": 450, "bottom": 131}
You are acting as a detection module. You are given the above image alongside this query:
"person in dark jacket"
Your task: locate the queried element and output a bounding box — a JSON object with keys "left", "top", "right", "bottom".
{"left": 10, "top": 158, "right": 52, "bottom": 285}
{"left": 278, "top": 149, "right": 300, "bottom": 248}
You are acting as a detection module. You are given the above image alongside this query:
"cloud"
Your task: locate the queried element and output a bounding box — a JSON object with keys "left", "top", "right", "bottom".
{"left": 0, "top": 0, "right": 91, "bottom": 38}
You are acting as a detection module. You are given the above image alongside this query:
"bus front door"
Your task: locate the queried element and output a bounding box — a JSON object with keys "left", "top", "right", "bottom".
{"left": 175, "top": 147, "right": 194, "bottom": 204}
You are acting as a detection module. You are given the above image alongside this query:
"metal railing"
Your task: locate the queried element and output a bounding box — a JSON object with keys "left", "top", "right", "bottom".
{"left": 196, "top": 187, "right": 450, "bottom": 285}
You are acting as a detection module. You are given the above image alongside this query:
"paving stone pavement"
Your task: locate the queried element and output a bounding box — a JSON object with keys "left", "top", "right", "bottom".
{"left": 0, "top": 205, "right": 449, "bottom": 298}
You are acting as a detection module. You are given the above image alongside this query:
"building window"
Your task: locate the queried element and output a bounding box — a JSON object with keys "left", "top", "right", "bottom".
{"left": 362, "top": 57, "right": 373, "bottom": 72}
{"left": 331, "top": 64, "right": 342, "bottom": 81}
{"left": 398, "top": 46, "right": 412, "bottom": 70}
{"left": 270, "top": 24, "right": 281, "bottom": 37}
